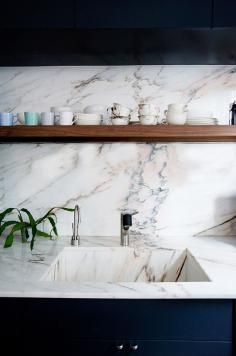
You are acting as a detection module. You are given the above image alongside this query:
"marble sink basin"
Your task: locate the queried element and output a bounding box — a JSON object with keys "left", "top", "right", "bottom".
{"left": 42, "top": 247, "right": 210, "bottom": 283}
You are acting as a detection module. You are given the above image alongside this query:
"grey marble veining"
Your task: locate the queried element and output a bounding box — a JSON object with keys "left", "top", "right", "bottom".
{"left": 0, "top": 65, "right": 236, "bottom": 122}
{"left": 1, "top": 142, "right": 236, "bottom": 238}
{"left": 1, "top": 65, "right": 236, "bottom": 238}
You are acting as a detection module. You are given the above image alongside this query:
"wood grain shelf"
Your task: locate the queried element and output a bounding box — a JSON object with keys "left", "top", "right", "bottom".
{"left": 0, "top": 125, "right": 236, "bottom": 143}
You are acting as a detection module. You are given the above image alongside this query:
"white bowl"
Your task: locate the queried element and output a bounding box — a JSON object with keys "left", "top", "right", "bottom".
{"left": 139, "top": 115, "right": 158, "bottom": 125}
{"left": 111, "top": 118, "right": 129, "bottom": 125}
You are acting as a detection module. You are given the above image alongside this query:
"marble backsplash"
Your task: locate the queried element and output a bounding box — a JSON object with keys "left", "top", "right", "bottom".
{"left": 1, "top": 142, "right": 236, "bottom": 238}
{"left": 1, "top": 65, "right": 236, "bottom": 122}
{"left": 1, "top": 65, "right": 236, "bottom": 239}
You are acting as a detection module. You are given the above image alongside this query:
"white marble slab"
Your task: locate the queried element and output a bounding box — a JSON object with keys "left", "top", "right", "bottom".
{"left": 1, "top": 142, "right": 236, "bottom": 238}
{"left": 0, "top": 235, "right": 236, "bottom": 299}
{"left": 0, "top": 65, "right": 235, "bottom": 123}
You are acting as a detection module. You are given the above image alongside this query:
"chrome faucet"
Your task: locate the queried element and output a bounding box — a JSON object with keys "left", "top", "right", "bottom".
{"left": 120, "top": 211, "right": 138, "bottom": 246}
{"left": 71, "top": 205, "right": 80, "bottom": 246}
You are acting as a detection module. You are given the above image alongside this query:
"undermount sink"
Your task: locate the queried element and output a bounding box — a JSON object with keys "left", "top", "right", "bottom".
{"left": 41, "top": 247, "right": 210, "bottom": 283}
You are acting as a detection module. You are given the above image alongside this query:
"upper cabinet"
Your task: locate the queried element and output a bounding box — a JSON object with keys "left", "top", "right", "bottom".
{"left": 75, "top": 0, "right": 212, "bottom": 28}
{"left": 213, "top": 0, "right": 236, "bottom": 27}
{"left": 0, "top": 0, "right": 74, "bottom": 28}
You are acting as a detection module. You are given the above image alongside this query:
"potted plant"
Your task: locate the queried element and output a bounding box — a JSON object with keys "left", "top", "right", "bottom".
{"left": 0, "top": 207, "right": 74, "bottom": 250}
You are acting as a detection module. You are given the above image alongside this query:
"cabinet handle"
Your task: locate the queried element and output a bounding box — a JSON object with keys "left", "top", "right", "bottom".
{"left": 116, "top": 344, "right": 124, "bottom": 350}
{"left": 130, "top": 344, "right": 138, "bottom": 351}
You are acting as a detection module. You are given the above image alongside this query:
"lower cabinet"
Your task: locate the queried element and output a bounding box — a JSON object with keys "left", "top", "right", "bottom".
{"left": 0, "top": 298, "right": 233, "bottom": 356}
{"left": 63, "top": 340, "right": 232, "bottom": 356}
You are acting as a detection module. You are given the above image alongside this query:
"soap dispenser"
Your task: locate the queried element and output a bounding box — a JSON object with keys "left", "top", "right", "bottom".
{"left": 120, "top": 211, "right": 138, "bottom": 246}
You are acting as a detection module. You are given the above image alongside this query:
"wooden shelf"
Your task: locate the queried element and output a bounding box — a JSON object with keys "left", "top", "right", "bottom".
{"left": 0, "top": 125, "right": 236, "bottom": 143}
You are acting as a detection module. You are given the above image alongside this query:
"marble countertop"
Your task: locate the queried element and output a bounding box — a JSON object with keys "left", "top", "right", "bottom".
{"left": 1, "top": 234, "right": 236, "bottom": 299}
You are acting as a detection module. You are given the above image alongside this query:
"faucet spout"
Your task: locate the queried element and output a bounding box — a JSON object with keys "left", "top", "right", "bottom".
{"left": 71, "top": 205, "right": 80, "bottom": 246}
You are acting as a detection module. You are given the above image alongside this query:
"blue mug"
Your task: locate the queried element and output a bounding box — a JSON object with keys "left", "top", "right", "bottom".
{"left": 24, "top": 112, "right": 40, "bottom": 126}
{"left": 0, "top": 112, "right": 16, "bottom": 126}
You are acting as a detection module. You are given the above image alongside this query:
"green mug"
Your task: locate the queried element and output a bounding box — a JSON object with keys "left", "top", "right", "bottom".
{"left": 24, "top": 112, "right": 40, "bottom": 125}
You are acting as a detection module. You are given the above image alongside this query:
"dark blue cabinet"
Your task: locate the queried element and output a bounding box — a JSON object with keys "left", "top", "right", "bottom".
{"left": 213, "top": 0, "right": 236, "bottom": 27}
{"left": 76, "top": 0, "right": 212, "bottom": 28}
{"left": 0, "top": 0, "right": 74, "bottom": 28}
{"left": 0, "top": 298, "right": 233, "bottom": 356}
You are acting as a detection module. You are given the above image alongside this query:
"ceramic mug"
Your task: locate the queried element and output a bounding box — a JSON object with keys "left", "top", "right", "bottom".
{"left": 0, "top": 112, "right": 17, "bottom": 126}
{"left": 138, "top": 103, "right": 159, "bottom": 116}
{"left": 24, "top": 112, "right": 40, "bottom": 125}
{"left": 165, "top": 104, "right": 187, "bottom": 125}
{"left": 108, "top": 103, "right": 131, "bottom": 118}
{"left": 57, "top": 111, "right": 74, "bottom": 125}
{"left": 51, "top": 106, "right": 72, "bottom": 123}
{"left": 41, "top": 112, "right": 55, "bottom": 126}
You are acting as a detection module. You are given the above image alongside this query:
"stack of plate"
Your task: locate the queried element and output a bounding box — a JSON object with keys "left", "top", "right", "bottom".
{"left": 186, "top": 110, "right": 219, "bottom": 125}
{"left": 186, "top": 118, "right": 219, "bottom": 125}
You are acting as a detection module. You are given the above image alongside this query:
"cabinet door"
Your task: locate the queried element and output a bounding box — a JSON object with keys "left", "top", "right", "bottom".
{"left": 213, "top": 0, "right": 236, "bottom": 27}
{"left": 0, "top": 0, "right": 74, "bottom": 28}
{"left": 63, "top": 340, "right": 232, "bottom": 356}
{"left": 76, "top": 0, "right": 212, "bottom": 28}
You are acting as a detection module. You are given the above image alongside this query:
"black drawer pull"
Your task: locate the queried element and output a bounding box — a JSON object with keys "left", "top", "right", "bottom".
{"left": 130, "top": 344, "right": 138, "bottom": 351}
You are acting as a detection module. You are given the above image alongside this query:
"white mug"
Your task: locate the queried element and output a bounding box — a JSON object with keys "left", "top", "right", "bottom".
{"left": 165, "top": 103, "right": 187, "bottom": 125}
{"left": 41, "top": 112, "right": 55, "bottom": 126}
{"left": 57, "top": 111, "right": 74, "bottom": 125}
{"left": 138, "top": 103, "right": 159, "bottom": 116}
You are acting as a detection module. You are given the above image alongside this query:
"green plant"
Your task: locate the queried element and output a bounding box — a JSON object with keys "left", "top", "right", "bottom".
{"left": 0, "top": 207, "right": 75, "bottom": 250}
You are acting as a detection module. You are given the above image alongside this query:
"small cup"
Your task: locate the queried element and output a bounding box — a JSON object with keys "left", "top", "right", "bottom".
{"left": 57, "top": 111, "right": 74, "bottom": 125}
{"left": 41, "top": 112, "right": 55, "bottom": 126}
{"left": 24, "top": 112, "right": 40, "bottom": 126}
{"left": 0, "top": 112, "right": 17, "bottom": 126}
